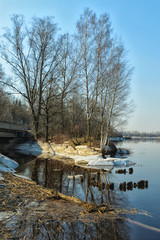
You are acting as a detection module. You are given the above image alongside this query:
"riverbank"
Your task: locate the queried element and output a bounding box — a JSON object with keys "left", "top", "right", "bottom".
{"left": 0, "top": 140, "right": 151, "bottom": 239}
{"left": 0, "top": 169, "right": 117, "bottom": 239}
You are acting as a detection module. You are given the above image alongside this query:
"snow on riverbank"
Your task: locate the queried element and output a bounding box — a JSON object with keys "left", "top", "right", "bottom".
{"left": 0, "top": 154, "right": 19, "bottom": 172}
{"left": 58, "top": 153, "right": 135, "bottom": 169}
{"left": 87, "top": 157, "right": 135, "bottom": 167}
{"left": 4, "top": 141, "right": 135, "bottom": 172}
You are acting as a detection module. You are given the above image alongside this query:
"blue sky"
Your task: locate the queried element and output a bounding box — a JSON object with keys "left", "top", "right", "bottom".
{"left": 0, "top": 0, "right": 160, "bottom": 132}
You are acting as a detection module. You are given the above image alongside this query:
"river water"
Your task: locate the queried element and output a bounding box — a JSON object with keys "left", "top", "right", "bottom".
{"left": 17, "top": 140, "right": 160, "bottom": 239}
{"left": 114, "top": 140, "right": 160, "bottom": 239}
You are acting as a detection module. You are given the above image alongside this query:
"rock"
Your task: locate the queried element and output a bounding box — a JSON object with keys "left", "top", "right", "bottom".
{"left": 102, "top": 141, "right": 117, "bottom": 157}
{"left": 64, "top": 146, "right": 77, "bottom": 154}
{"left": 117, "top": 148, "right": 130, "bottom": 155}
{"left": 109, "top": 142, "right": 117, "bottom": 153}
{"left": 51, "top": 145, "right": 65, "bottom": 153}
{"left": 74, "top": 145, "right": 96, "bottom": 155}
{"left": 94, "top": 147, "right": 100, "bottom": 152}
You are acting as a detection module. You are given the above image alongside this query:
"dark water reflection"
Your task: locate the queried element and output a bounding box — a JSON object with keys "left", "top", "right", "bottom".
{"left": 6, "top": 213, "right": 130, "bottom": 240}
{"left": 17, "top": 158, "right": 122, "bottom": 206}
{"left": 15, "top": 157, "right": 132, "bottom": 239}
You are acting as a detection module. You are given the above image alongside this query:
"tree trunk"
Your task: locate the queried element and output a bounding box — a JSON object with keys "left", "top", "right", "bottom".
{"left": 33, "top": 118, "right": 39, "bottom": 139}
{"left": 45, "top": 112, "right": 49, "bottom": 142}
{"left": 61, "top": 97, "right": 65, "bottom": 134}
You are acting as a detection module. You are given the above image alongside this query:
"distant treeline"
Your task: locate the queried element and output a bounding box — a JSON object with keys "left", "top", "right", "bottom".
{"left": 0, "top": 89, "right": 30, "bottom": 125}
{"left": 122, "top": 131, "right": 160, "bottom": 138}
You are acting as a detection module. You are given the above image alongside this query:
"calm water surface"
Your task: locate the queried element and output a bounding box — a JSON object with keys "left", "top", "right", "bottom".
{"left": 115, "top": 140, "right": 160, "bottom": 239}
{"left": 17, "top": 140, "right": 160, "bottom": 239}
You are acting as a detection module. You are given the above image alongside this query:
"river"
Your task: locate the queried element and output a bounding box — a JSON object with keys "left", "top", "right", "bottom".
{"left": 17, "top": 140, "right": 160, "bottom": 239}
{"left": 114, "top": 140, "right": 160, "bottom": 239}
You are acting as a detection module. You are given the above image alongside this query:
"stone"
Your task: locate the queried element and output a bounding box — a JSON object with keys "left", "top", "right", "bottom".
{"left": 102, "top": 141, "right": 117, "bottom": 157}
{"left": 64, "top": 146, "right": 77, "bottom": 154}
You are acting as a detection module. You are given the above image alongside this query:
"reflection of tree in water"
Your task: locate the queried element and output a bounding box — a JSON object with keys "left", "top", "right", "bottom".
{"left": 31, "top": 158, "right": 129, "bottom": 207}
{"left": 16, "top": 158, "right": 132, "bottom": 239}
{"left": 5, "top": 211, "right": 130, "bottom": 240}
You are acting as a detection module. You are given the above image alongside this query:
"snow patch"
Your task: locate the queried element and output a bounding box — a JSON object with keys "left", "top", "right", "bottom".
{"left": 0, "top": 154, "right": 19, "bottom": 172}
{"left": 58, "top": 153, "right": 135, "bottom": 169}
{"left": 87, "top": 156, "right": 135, "bottom": 167}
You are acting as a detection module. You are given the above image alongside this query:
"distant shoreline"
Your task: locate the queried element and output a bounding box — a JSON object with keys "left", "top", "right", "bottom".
{"left": 128, "top": 136, "right": 160, "bottom": 140}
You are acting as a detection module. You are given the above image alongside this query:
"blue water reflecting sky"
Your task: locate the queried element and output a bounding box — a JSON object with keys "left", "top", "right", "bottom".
{"left": 115, "top": 140, "right": 160, "bottom": 237}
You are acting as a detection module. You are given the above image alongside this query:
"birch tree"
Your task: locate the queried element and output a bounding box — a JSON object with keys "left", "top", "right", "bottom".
{"left": 76, "top": 9, "right": 132, "bottom": 149}
{"left": 75, "top": 9, "right": 96, "bottom": 142}
{"left": 99, "top": 42, "right": 132, "bottom": 150}
{"left": 41, "top": 76, "right": 60, "bottom": 141}
{"left": 57, "top": 34, "right": 79, "bottom": 133}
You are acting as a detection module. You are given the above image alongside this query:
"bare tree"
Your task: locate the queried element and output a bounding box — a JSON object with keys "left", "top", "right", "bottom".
{"left": 75, "top": 9, "right": 133, "bottom": 149}
{"left": 75, "top": 9, "right": 97, "bottom": 142}
{"left": 67, "top": 93, "right": 86, "bottom": 139}
{"left": 99, "top": 42, "right": 133, "bottom": 150}
{"left": 0, "top": 11, "right": 133, "bottom": 143}
{"left": 0, "top": 15, "right": 61, "bottom": 138}
{"left": 41, "top": 77, "right": 60, "bottom": 141}
{"left": 10, "top": 99, "right": 31, "bottom": 125}
{"left": 91, "top": 13, "right": 112, "bottom": 149}
{"left": 57, "top": 34, "right": 79, "bottom": 133}
{"left": 0, "top": 89, "right": 12, "bottom": 122}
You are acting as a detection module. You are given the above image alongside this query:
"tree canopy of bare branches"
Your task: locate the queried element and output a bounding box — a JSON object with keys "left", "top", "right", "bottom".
{"left": 1, "top": 15, "right": 61, "bottom": 138}
{"left": 0, "top": 10, "right": 133, "bottom": 147}
{"left": 75, "top": 9, "right": 133, "bottom": 148}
